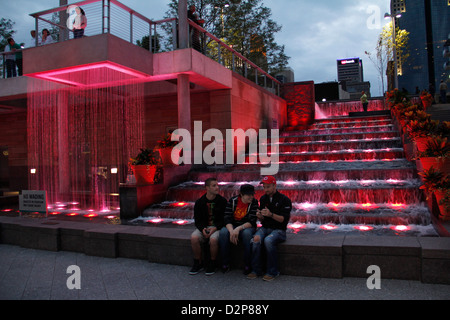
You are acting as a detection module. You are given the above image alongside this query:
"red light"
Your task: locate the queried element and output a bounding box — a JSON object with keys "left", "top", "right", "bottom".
{"left": 320, "top": 224, "right": 338, "bottom": 231}
{"left": 173, "top": 220, "right": 189, "bottom": 225}
{"left": 391, "top": 203, "right": 405, "bottom": 208}
{"left": 149, "top": 218, "right": 163, "bottom": 224}
{"left": 67, "top": 212, "right": 78, "bottom": 216}
{"left": 1, "top": 209, "right": 13, "bottom": 212}
{"left": 84, "top": 213, "right": 98, "bottom": 218}
{"left": 48, "top": 212, "right": 60, "bottom": 215}
{"left": 174, "top": 202, "right": 187, "bottom": 207}
{"left": 391, "top": 225, "right": 410, "bottom": 232}
{"left": 362, "top": 203, "right": 372, "bottom": 207}
{"left": 288, "top": 223, "right": 306, "bottom": 230}
{"left": 354, "top": 225, "right": 374, "bottom": 231}
{"left": 106, "top": 215, "right": 116, "bottom": 219}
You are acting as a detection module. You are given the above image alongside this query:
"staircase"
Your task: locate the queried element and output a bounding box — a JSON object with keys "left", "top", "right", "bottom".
{"left": 141, "top": 114, "right": 436, "bottom": 234}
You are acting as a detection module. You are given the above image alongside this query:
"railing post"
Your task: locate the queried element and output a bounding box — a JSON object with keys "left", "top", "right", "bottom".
{"left": 217, "top": 43, "right": 222, "bottom": 65}
{"left": 172, "top": 19, "right": 178, "bottom": 50}
{"left": 232, "top": 53, "right": 235, "bottom": 72}
{"left": 35, "top": 17, "right": 39, "bottom": 46}
{"left": 130, "top": 12, "right": 133, "bottom": 44}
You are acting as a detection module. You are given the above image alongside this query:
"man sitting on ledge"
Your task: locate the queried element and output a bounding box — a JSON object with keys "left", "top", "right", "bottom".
{"left": 219, "top": 184, "right": 258, "bottom": 275}
{"left": 190, "top": 178, "right": 227, "bottom": 276}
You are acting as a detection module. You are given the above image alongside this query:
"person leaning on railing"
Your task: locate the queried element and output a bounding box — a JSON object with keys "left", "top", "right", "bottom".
{"left": 73, "top": 6, "right": 87, "bottom": 39}
{"left": 4, "top": 38, "right": 22, "bottom": 77}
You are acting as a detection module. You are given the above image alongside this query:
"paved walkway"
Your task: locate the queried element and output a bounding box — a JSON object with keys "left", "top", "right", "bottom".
{"left": 0, "top": 244, "right": 448, "bottom": 302}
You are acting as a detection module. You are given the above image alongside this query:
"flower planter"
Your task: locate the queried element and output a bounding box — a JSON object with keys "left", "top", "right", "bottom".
{"left": 419, "top": 157, "right": 443, "bottom": 172}
{"left": 434, "top": 191, "right": 450, "bottom": 221}
{"left": 414, "top": 137, "right": 432, "bottom": 153}
{"left": 158, "top": 147, "right": 180, "bottom": 166}
{"left": 131, "top": 165, "right": 158, "bottom": 185}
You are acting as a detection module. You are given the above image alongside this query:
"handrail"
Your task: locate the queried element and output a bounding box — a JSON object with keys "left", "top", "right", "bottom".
{"left": 187, "top": 20, "right": 281, "bottom": 88}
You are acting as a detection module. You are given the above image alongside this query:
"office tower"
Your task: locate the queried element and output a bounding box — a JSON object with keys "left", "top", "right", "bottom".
{"left": 393, "top": 0, "right": 450, "bottom": 94}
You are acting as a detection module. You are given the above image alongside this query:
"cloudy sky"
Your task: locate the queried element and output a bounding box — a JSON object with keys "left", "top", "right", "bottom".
{"left": 3, "top": 0, "right": 391, "bottom": 96}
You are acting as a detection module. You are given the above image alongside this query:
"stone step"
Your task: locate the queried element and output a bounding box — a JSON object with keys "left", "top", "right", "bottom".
{"left": 278, "top": 137, "right": 402, "bottom": 153}
{"left": 166, "top": 180, "right": 423, "bottom": 204}
{"left": 283, "top": 124, "right": 395, "bottom": 136}
{"left": 278, "top": 148, "right": 404, "bottom": 162}
{"left": 280, "top": 130, "right": 399, "bottom": 143}
{"left": 188, "top": 166, "right": 418, "bottom": 182}
{"left": 141, "top": 201, "right": 431, "bottom": 226}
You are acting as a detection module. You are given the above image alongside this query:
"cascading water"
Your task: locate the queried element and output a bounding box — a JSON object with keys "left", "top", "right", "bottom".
{"left": 138, "top": 112, "right": 437, "bottom": 236}
{"left": 27, "top": 69, "right": 144, "bottom": 211}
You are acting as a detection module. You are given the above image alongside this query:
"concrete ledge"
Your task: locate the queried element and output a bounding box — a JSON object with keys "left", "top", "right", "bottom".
{"left": 1, "top": 216, "right": 450, "bottom": 284}
{"left": 343, "top": 236, "right": 421, "bottom": 280}
{"left": 280, "top": 234, "right": 344, "bottom": 278}
{"left": 419, "top": 238, "right": 450, "bottom": 284}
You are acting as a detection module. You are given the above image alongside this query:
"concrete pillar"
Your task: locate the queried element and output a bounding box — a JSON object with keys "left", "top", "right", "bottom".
{"left": 177, "top": 73, "right": 191, "bottom": 131}
{"left": 178, "top": 0, "right": 189, "bottom": 49}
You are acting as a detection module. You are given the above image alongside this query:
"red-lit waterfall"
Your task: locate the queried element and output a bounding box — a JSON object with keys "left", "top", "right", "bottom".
{"left": 27, "top": 71, "right": 144, "bottom": 211}
{"left": 139, "top": 113, "right": 436, "bottom": 236}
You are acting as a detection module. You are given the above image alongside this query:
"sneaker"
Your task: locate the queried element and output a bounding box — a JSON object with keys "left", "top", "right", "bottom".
{"left": 263, "top": 273, "right": 279, "bottom": 282}
{"left": 221, "top": 265, "right": 230, "bottom": 273}
{"left": 189, "top": 261, "right": 203, "bottom": 275}
{"left": 205, "top": 261, "right": 216, "bottom": 276}
{"left": 247, "top": 272, "right": 258, "bottom": 280}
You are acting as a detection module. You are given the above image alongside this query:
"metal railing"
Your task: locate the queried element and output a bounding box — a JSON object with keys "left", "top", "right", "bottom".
{"left": 1, "top": 0, "right": 282, "bottom": 94}
{"left": 187, "top": 20, "right": 281, "bottom": 95}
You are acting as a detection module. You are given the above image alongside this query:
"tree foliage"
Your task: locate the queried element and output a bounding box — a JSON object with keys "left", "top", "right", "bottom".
{"left": 0, "top": 18, "right": 16, "bottom": 51}
{"left": 164, "top": 0, "right": 289, "bottom": 75}
{"left": 365, "top": 21, "right": 409, "bottom": 94}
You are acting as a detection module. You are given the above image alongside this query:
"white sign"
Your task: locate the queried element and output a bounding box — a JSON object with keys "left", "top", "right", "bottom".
{"left": 19, "top": 190, "right": 47, "bottom": 213}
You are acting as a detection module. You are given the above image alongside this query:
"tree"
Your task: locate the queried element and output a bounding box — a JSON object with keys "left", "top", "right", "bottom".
{"left": 0, "top": 18, "right": 16, "bottom": 78}
{"left": 366, "top": 21, "right": 409, "bottom": 94}
{"left": 164, "top": 0, "right": 289, "bottom": 76}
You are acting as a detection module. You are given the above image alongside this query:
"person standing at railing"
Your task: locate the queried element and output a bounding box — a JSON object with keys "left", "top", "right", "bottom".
{"left": 40, "top": 29, "right": 54, "bottom": 45}
{"left": 188, "top": 5, "right": 204, "bottom": 52}
{"left": 29, "top": 30, "right": 38, "bottom": 48}
{"left": 72, "top": 7, "right": 87, "bottom": 39}
{"left": 4, "top": 39, "right": 18, "bottom": 78}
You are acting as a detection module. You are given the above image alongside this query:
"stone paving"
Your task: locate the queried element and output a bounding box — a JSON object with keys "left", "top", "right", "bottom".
{"left": 0, "top": 244, "right": 448, "bottom": 301}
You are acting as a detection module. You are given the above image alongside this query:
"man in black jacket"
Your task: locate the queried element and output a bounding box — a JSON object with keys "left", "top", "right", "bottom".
{"left": 190, "top": 178, "right": 227, "bottom": 275}
{"left": 219, "top": 184, "right": 258, "bottom": 274}
{"left": 248, "top": 176, "right": 292, "bottom": 281}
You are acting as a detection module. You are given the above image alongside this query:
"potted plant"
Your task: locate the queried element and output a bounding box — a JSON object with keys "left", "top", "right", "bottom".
{"left": 419, "top": 167, "right": 446, "bottom": 199}
{"left": 129, "top": 148, "right": 162, "bottom": 185}
{"left": 438, "top": 190, "right": 450, "bottom": 221}
{"left": 407, "top": 119, "right": 438, "bottom": 152}
{"left": 155, "top": 132, "right": 180, "bottom": 166}
{"left": 420, "top": 90, "right": 434, "bottom": 110}
{"left": 416, "top": 136, "right": 450, "bottom": 172}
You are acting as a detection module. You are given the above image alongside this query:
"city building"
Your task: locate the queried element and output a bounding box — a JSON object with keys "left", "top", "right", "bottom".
{"left": 336, "top": 58, "right": 371, "bottom": 99}
{"left": 393, "top": 0, "right": 450, "bottom": 96}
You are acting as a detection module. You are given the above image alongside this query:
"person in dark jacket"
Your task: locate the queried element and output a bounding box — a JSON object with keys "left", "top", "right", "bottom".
{"left": 190, "top": 178, "right": 227, "bottom": 275}
{"left": 219, "top": 184, "right": 258, "bottom": 274}
{"left": 248, "top": 176, "right": 292, "bottom": 281}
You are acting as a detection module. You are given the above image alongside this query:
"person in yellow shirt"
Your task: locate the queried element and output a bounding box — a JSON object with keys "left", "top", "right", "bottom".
{"left": 361, "top": 91, "right": 368, "bottom": 112}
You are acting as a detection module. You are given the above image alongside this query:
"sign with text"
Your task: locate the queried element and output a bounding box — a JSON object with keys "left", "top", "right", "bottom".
{"left": 19, "top": 190, "right": 47, "bottom": 213}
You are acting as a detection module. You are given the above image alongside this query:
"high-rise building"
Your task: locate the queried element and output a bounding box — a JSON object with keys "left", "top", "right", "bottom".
{"left": 393, "top": 0, "right": 450, "bottom": 95}
{"left": 337, "top": 57, "right": 371, "bottom": 99}
{"left": 337, "top": 58, "right": 364, "bottom": 83}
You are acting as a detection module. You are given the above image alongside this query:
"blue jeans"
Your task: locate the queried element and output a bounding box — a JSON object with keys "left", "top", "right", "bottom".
{"left": 251, "top": 227, "right": 286, "bottom": 276}
{"left": 219, "top": 227, "right": 254, "bottom": 268}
